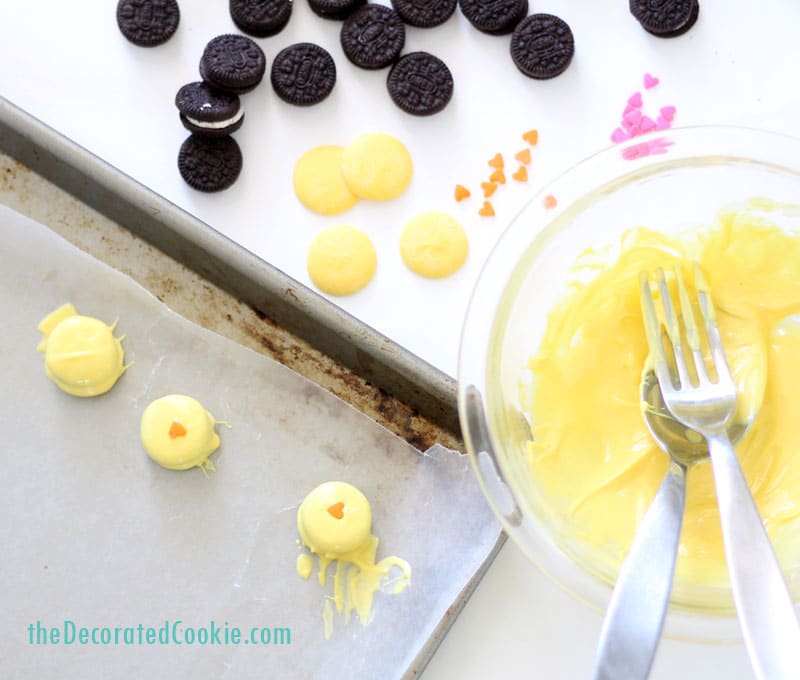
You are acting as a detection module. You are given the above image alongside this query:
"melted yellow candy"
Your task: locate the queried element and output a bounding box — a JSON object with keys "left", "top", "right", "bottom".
{"left": 307, "top": 226, "right": 377, "bottom": 296}
{"left": 340, "top": 133, "right": 413, "bottom": 201}
{"left": 141, "top": 395, "right": 224, "bottom": 472}
{"left": 400, "top": 211, "right": 469, "bottom": 278}
{"left": 297, "top": 481, "right": 411, "bottom": 638}
{"left": 37, "top": 303, "right": 127, "bottom": 397}
{"left": 527, "top": 207, "right": 800, "bottom": 595}
{"left": 293, "top": 145, "right": 359, "bottom": 216}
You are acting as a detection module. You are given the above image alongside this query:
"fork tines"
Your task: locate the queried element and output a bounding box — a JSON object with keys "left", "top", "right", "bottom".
{"left": 639, "top": 264, "right": 733, "bottom": 392}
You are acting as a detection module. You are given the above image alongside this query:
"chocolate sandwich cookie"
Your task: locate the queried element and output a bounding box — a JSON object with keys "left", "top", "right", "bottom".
{"left": 387, "top": 51, "right": 453, "bottom": 116}
{"left": 175, "top": 82, "right": 244, "bottom": 137}
{"left": 178, "top": 135, "right": 243, "bottom": 192}
{"left": 116, "top": 0, "right": 180, "bottom": 47}
{"left": 199, "top": 34, "right": 267, "bottom": 94}
{"left": 271, "top": 43, "right": 336, "bottom": 106}
{"left": 510, "top": 14, "right": 574, "bottom": 80}
{"left": 307, "top": 0, "right": 366, "bottom": 20}
{"left": 631, "top": 0, "right": 699, "bottom": 38}
{"left": 229, "top": 0, "right": 293, "bottom": 38}
{"left": 390, "top": 0, "right": 457, "bottom": 29}
{"left": 341, "top": 5, "right": 405, "bottom": 70}
{"left": 458, "top": 0, "right": 528, "bottom": 35}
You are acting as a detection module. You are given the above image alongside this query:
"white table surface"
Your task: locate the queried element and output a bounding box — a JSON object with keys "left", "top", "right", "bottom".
{"left": 3, "top": 0, "right": 799, "bottom": 677}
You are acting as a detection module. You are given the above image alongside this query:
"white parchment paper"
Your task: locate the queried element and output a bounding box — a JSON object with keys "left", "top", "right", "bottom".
{"left": 0, "top": 205, "right": 501, "bottom": 680}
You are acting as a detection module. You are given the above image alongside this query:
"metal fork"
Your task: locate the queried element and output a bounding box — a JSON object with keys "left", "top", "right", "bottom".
{"left": 641, "top": 265, "right": 800, "bottom": 680}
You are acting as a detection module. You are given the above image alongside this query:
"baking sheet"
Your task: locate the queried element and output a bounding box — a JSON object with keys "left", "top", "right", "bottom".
{"left": 0, "top": 205, "right": 501, "bottom": 680}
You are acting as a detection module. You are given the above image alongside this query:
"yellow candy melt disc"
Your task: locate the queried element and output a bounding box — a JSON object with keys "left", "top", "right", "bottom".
{"left": 307, "top": 225, "right": 377, "bottom": 296}
{"left": 341, "top": 133, "right": 413, "bottom": 201}
{"left": 293, "top": 145, "right": 359, "bottom": 216}
{"left": 399, "top": 211, "right": 469, "bottom": 278}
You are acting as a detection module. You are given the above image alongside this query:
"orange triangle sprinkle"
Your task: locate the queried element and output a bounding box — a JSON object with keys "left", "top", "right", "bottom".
{"left": 488, "top": 153, "right": 504, "bottom": 169}
{"left": 481, "top": 181, "right": 498, "bottom": 198}
{"left": 479, "top": 201, "right": 495, "bottom": 217}
{"left": 523, "top": 129, "right": 539, "bottom": 146}
{"left": 454, "top": 184, "right": 471, "bottom": 201}
{"left": 168, "top": 421, "right": 187, "bottom": 439}
{"left": 489, "top": 169, "right": 506, "bottom": 185}
{"left": 327, "top": 502, "right": 345, "bottom": 519}
{"left": 512, "top": 165, "right": 528, "bottom": 182}
{"left": 543, "top": 194, "right": 558, "bottom": 209}
{"left": 515, "top": 148, "right": 531, "bottom": 165}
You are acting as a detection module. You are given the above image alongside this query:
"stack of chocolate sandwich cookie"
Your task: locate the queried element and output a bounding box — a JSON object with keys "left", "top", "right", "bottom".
{"left": 117, "top": 0, "right": 180, "bottom": 47}
{"left": 175, "top": 33, "right": 267, "bottom": 192}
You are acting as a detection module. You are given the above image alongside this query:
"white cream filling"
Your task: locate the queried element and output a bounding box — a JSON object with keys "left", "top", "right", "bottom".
{"left": 186, "top": 108, "right": 244, "bottom": 129}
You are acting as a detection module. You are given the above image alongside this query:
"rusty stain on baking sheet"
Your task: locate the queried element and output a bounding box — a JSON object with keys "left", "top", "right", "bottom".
{"left": 244, "top": 309, "right": 458, "bottom": 452}
{"left": 0, "top": 153, "right": 463, "bottom": 453}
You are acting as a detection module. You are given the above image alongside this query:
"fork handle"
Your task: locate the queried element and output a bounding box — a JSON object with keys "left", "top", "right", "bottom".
{"left": 708, "top": 433, "right": 800, "bottom": 680}
{"left": 591, "top": 462, "right": 686, "bottom": 680}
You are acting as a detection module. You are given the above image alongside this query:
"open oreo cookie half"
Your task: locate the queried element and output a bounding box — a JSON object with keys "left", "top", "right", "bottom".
{"left": 270, "top": 42, "right": 337, "bottom": 106}
{"left": 510, "top": 13, "right": 575, "bottom": 80}
{"left": 116, "top": 0, "right": 180, "bottom": 46}
{"left": 458, "top": 0, "right": 528, "bottom": 35}
{"left": 387, "top": 51, "right": 453, "bottom": 116}
{"left": 229, "top": 0, "right": 293, "bottom": 38}
{"left": 391, "top": 0, "right": 457, "bottom": 28}
{"left": 341, "top": 5, "right": 405, "bottom": 69}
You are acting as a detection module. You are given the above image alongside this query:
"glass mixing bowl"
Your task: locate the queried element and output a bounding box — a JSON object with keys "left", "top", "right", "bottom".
{"left": 458, "top": 126, "right": 800, "bottom": 641}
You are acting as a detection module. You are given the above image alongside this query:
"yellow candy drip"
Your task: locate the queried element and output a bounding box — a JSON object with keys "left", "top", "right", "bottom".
{"left": 296, "top": 481, "right": 411, "bottom": 638}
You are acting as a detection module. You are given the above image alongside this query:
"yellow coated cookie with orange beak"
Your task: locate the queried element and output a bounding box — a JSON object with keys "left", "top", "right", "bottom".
{"left": 141, "top": 394, "right": 224, "bottom": 472}
{"left": 37, "top": 303, "right": 127, "bottom": 397}
{"left": 296, "top": 481, "right": 411, "bottom": 638}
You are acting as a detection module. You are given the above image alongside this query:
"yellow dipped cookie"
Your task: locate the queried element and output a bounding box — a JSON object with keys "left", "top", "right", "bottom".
{"left": 297, "top": 481, "right": 372, "bottom": 556}
{"left": 341, "top": 133, "right": 413, "bottom": 201}
{"left": 296, "top": 481, "right": 411, "bottom": 639}
{"left": 307, "top": 226, "right": 377, "bottom": 296}
{"left": 293, "top": 145, "right": 359, "bottom": 216}
{"left": 141, "top": 394, "right": 223, "bottom": 472}
{"left": 37, "top": 303, "right": 127, "bottom": 397}
{"left": 400, "top": 211, "right": 469, "bottom": 278}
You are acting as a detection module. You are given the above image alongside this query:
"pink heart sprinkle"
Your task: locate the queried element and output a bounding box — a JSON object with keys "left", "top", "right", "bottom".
{"left": 644, "top": 73, "right": 660, "bottom": 89}
{"left": 640, "top": 116, "right": 656, "bottom": 132}
{"left": 660, "top": 105, "right": 676, "bottom": 122}
{"left": 627, "top": 91, "right": 643, "bottom": 108}
{"left": 623, "top": 108, "right": 643, "bottom": 126}
{"left": 655, "top": 116, "right": 670, "bottom": 131}
{"left": 611, "top": 128, "right": 630, "bottom": 143}
{"left": 623, "top": 103, "right": 637, "bottom": 117}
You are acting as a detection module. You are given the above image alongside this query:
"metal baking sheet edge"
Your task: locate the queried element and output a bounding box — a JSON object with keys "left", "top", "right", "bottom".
{"left": 0, "top": 96, "right": 461, "bottom": 441}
